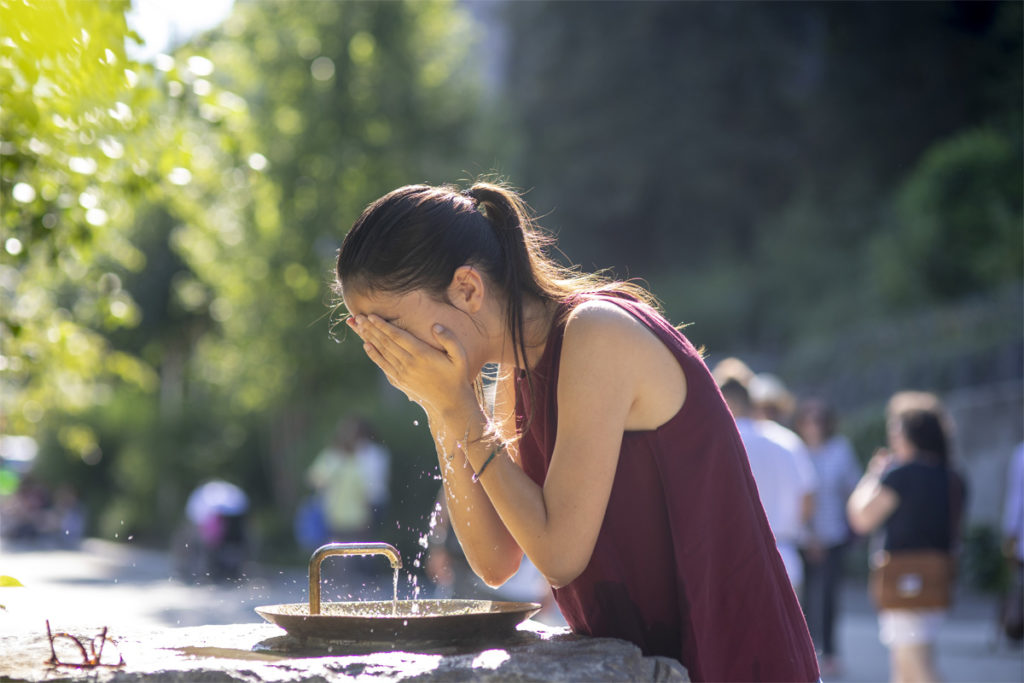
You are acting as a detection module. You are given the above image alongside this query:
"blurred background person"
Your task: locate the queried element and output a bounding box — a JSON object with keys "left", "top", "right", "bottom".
{"left": 1001, "top": 441, "right": 1024, "bottom": 643}
{"left": 174, "top": 478, "right": 250, "bottom": 582}
{"left": 847, "top": 391, "right": 967, "bottom": 683}
{"left": 750, "top": 372, "right": 798, "bottom": 427}
{"left": 714, "top": 358, "right": 818, "bottom": 595}
{"left": 350, "top": 418, "right": 392, "bottom": 536}
{"left": 306, "top": 418, "right": 373, "bottom": 543}
{"left": 794, "top": 397, "right": 863, "bottom": 677}
{"left": 749, "top": 372, "right": 813, "bottom": 482}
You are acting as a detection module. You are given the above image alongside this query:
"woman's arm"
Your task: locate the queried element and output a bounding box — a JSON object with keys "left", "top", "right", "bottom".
{"left": 426, "top": 392, "right": 525, "bottom": 587}
{"left": 353, "top": 300, "right": 676, "bottom": 588}
{"left": 846, "top": 450, "right": 900, "bottom": 535}
{"left": 431, "top": 303, "right": 640, "bottom": 587}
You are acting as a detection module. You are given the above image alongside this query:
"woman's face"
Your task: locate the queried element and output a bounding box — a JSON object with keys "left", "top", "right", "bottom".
{"left": 342, "top": 286, "right": 484, "bottom": 374}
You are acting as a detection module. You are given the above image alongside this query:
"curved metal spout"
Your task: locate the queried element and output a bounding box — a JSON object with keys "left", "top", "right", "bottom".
{"left": 308, "top": 542, "right": 403, "bottom": 615}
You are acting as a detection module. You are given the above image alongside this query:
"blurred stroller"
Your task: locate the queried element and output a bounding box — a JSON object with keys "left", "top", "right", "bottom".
{"left": 173, "top": 479, "right": 250, "bottom": 582}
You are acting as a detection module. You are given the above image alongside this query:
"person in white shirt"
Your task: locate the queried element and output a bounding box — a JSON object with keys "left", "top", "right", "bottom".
{"left": 714, "top": 359, "right": 817, "bottom": 593}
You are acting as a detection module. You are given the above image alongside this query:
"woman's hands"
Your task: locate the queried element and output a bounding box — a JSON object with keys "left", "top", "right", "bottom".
{"left": 346, "top": 314, "right": 476, "bottom": 418}
{"left": 867, "top": 448, "right": 895, "bottom": 476}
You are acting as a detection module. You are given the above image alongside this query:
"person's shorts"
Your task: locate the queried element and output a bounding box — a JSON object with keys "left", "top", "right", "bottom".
{"left": 878, "top": 608, "right": 946, "bottom": 646}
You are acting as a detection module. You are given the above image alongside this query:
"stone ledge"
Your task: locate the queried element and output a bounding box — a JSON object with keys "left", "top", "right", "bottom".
{"left": 0, "top": 620, "right": 689, "bottom": 682}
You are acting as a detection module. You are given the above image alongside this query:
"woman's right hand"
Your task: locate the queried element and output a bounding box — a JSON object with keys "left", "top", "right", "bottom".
{"left": 346, "top": 314, "right": 477, "bottom": 419}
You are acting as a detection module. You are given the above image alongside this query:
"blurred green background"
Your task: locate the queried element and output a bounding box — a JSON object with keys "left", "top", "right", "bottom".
{"left": 1, "top": 0, "right": 1020, "bottom": 569}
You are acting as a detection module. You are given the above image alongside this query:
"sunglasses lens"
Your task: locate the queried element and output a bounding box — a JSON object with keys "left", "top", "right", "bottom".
{"left": 50, "top": 634, "right": 87, "bottom": 665}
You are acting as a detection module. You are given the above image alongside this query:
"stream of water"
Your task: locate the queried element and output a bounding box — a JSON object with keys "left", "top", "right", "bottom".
{"left": 392, "top": 568, "right": 398, "bottom": 616}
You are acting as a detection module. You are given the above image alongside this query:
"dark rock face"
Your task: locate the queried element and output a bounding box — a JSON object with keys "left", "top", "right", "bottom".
{"left": 0, "top": 621, "right": 689, "bottom": 682}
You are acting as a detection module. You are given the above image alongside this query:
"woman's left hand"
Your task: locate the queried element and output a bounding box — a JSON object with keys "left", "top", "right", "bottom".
{"left": 347, "top": 315, "right": 476, "bottom": 416}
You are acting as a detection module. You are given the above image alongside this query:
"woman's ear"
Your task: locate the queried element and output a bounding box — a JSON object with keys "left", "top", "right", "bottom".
{"left": 447, "top": 265, "right": 485, "bottom": 314}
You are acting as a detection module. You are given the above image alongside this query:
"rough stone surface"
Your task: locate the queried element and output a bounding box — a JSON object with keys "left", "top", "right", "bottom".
{"left": 0, "top": 620, "right": 689, "bottom": 682}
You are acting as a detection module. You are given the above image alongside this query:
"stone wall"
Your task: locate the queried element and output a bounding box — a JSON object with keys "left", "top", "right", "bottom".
{"left": 0, "top": 621, "right": 689, "bottom": 682}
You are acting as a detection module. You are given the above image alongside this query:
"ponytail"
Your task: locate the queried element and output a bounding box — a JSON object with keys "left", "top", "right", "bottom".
{"left": 462, "top": 183, "right": 548, "bottom": 380}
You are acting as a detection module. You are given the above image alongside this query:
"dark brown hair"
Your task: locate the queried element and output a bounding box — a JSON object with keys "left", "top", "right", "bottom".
{"left": 886, "top": 391, "right": 953, "bottom": 467}
{"left": 334, "top": 181, "right": 657, "bottom": 417}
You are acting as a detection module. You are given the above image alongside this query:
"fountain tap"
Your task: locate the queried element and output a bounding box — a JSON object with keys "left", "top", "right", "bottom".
{"left": 308, "top": 542, "right": 403, "bottom": 615}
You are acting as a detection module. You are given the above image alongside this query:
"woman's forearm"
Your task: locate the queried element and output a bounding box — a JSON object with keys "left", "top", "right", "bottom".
{"left": 846, "top": 471, "right": 881, "bottom": 524}
{"left": 846, "top": 464, "right": 898, "bottom": 535}
{"left": 430, "top": 402, "right": 586, "bottom": 588}
{"left": 427, "top": 402, "right": 525, "bottom": 586}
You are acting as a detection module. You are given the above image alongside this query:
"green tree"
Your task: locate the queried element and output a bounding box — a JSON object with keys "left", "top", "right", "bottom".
{"left": 1, "top": 0, "right": 161, "bottom": 443}
{"left": 5, "top": 0, "right": 493, "bottom": 549}
{"left": 869, "top": 127, "right": 1023, "bottom": 308}
{"left": 0, "top": 0, "right": 279, "bottom": 538}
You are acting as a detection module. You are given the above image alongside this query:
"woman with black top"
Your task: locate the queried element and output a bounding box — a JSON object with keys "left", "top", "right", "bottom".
{"left": 847, "top": 391, "right": 967, "bottom": 683}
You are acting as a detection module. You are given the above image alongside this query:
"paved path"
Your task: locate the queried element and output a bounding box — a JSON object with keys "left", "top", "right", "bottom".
{"left": 825, "top": 577, "right": 1022, "bottom": 682}
{"left": 1, "top": 539, "right": 1021, "bottom": 681}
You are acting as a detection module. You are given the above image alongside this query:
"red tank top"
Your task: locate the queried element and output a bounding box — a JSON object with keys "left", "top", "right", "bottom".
{"left": 515, "top": 293, "right": 819, "bottom": 682}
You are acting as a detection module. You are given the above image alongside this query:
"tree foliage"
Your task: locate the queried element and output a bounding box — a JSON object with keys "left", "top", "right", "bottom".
{"left": 3, "top": 0, "right": 493, "bottom": 548}
{"left": 498, "top": 0, "right": 1022, "bottom": 353}
{"left": 2, "top": 0, "right": 162, "bottom": 441}
{"left": 870, "top": 127, "right": 1023, "bottom": 307}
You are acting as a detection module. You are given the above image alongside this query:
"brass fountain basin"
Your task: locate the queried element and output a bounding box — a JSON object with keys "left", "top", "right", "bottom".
{"left": 255, "top": 542, "right": 541, "bottom": 642}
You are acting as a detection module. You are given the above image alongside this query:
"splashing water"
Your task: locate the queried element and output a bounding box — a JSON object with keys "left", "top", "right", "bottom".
{"left": 392, "top": 567, "right": 399, "bottom": 616}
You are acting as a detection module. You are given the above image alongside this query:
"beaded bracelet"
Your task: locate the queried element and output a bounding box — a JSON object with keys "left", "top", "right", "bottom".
{"left": 471, "top": 447, "right": 500, "bottom": 483}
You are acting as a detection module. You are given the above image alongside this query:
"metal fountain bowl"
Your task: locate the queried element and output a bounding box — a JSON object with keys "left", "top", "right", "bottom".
{"left": 255, "top": 542, "right": 541, "bottom": 642}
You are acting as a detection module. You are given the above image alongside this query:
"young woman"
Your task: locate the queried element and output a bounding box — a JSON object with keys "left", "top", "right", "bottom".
{"left": 847, "top": 391, "right": 967, "bottom": 683}
{"left": 337, "top": 182, "right": 818, "bottom": 681}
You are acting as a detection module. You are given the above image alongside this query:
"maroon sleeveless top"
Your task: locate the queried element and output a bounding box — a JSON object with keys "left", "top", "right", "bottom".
{"left": 515, "top": 294, "right": 818, "bottom": 682}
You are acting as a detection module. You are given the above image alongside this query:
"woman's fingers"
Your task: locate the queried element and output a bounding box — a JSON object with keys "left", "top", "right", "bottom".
{"left": 351, "top": 315, "right": 416, "bottom": 369}
{"left": 431, "top": 323, "right": 467, "bottom": 369}
{"left": 365, "top": 315, "right": 421, "bottom": 353}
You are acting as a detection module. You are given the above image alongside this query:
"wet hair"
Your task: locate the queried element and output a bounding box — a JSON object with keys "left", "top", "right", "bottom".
{"left": 886, "top": 391, "right": 952, "bottom": 466}
{"left": 334, "top": 181, "right": 657, "bottom": 421}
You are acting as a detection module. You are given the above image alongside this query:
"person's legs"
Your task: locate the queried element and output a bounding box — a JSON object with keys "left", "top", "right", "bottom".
{"left": 891, "top": 643, "right": 940, "bottom": 683}
{"left": 820, "top": 543, "right": 846, "bottom": 659}
{"left": 881, "top": 610, "right": 945, "bottom": 683}
{"left": 800, "top": 548, "right": 823, "bottom": 647}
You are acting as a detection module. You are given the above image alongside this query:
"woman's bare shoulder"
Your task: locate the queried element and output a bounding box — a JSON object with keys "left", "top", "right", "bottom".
{"left": 563, "top": 297, "right": 656, "bottom": 348}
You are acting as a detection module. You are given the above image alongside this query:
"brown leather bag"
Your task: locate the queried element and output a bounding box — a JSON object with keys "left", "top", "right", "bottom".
{"left": 870, "top": 549, "right": 953, "bottom": 610}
